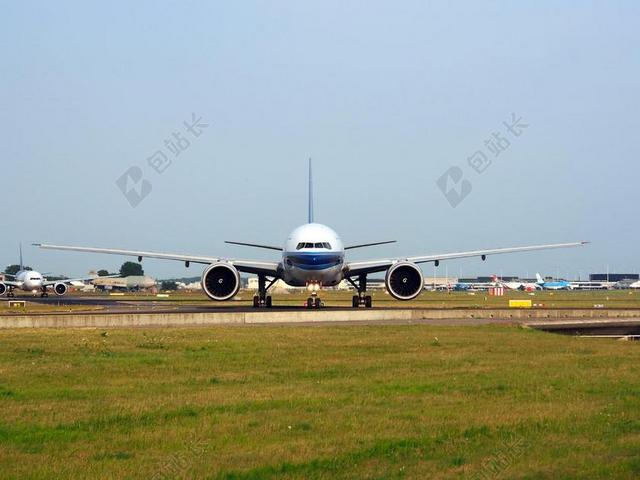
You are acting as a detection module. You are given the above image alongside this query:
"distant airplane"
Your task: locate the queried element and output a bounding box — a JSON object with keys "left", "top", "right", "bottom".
{"left": 535, "top": 273, "right": 573, "bottom": 290}
{"left": 92, "top": 275, "right": 157, "bottom": 291}
{"left": 491, "top": 275, "right": 540, "bottom": 292}
{"left": 629, "top": 281, "right": 640, "bottom": 289}
{"left": 453, "top": 281, "right": 491, "bottom": 291}
{"left": 35, "top": 160, "right": 587, "bottom": 308}
{"left": 0, "top": 245, "right": 113, "bottom": 297}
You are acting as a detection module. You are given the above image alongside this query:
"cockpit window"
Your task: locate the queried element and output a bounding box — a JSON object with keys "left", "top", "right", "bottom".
{"left": 296, "top": 242, "right": 332, "bottom": 250}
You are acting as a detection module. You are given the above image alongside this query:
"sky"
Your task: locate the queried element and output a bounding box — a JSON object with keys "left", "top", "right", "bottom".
{"left": 1, "top": 1, "right": 639, "bottom": 280}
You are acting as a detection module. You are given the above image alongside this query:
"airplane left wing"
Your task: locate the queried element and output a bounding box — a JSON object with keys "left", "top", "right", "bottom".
{"left": 346, "top": 242, "right": 588, "bottom": 277}
{"left": 34, "top": 244, "right": 280, "bottom": 277}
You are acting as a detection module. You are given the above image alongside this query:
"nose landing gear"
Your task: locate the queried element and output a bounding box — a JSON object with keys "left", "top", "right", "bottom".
{"left": 306, "top": 282, "right": 323, "bottom": 309}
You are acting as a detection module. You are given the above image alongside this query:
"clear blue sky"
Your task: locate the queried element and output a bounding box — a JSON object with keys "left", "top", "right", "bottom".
{"left": 1, "top": 1, "right": 638, "bottom": 280}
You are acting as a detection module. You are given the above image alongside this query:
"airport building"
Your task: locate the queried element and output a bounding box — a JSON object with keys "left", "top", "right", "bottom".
{"left": 590, "top": 273, "right": 639, "bottom": 282}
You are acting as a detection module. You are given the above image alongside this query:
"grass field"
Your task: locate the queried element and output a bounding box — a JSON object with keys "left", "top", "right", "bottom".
{"left": 1, "top": 325, "right": 639, "bottom": 478}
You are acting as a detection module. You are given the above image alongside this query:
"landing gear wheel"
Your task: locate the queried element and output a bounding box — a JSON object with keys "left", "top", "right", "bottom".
{"left": 364, "top": 295, "right": 372, "bottom": 308}
{"left": 352, "top": 295, "right": 359, "bottom": 308}
{"left": 253, "top": 296, "right": 260, "bottom": 308}
{"left": 314, "top": 297, "right": 322, "bottom": 309}
{"left": 306, "top": 298, "right": 314, "bottom": 309}
{"left": 41, "top": 293, "right": 49, "bottom": 298}
{"left": 265, "top": 296, "right": 272, "bottom": 308}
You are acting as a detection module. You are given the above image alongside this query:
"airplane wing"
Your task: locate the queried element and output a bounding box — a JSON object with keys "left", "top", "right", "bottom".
{"left": 41, "top": 274, "right": 120, "bottom": 287}
{"left": 34, "top": 244, "right": 280, "bottom": 277}
{"left": 1, "top": 280, "right": 22, "bottom": 287}
{"left": 346, "top": 242, "right": 588, "bottom": 277}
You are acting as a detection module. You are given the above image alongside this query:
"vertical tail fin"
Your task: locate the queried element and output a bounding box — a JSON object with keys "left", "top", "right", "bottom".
{"left": 308, "top": 158, "right": 314, "bottom": 223}
{"left": 535, "top": 273, "right": 544, "bottom": 284}
{"left": 19, "top": 242, "right": 23, "bottom": 271}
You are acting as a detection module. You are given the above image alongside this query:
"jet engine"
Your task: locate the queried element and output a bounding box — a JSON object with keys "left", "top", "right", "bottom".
{"left": 385, "top": 262, "right": 424, "bottom": 300}
{"left": 54, "top": 283, "right": 68, "bottom": 296}
{"left": 0, "top": 283, "right": 6, "bottom": 296}
{"left": 201, "top": 263, "right": 241, "bottom": 301}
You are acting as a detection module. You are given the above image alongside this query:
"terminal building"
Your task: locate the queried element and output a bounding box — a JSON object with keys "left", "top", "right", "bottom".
{"left": 590, "top": 273, "right": 639, "bottom": 282}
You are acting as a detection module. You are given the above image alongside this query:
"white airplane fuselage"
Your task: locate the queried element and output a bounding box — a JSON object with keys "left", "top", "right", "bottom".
{"left": 281, "top": 223, "right": 345, "bottom": 288}
{"left": 12, "top": 270, "right": 44, "bottom": 292}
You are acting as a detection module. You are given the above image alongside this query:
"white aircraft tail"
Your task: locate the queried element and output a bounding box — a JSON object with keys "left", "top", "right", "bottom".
{"left": 308, "top": 158, "right": 314, "bottom": 223}
{"left": 535, "top": 273, "right": 544, "bottom": 284}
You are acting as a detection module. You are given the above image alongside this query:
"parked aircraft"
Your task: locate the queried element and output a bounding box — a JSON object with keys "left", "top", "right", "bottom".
{"left": 92, "top": 275, "right": 157, "bottom": 291}
{"left": 35, "top": 161, "right": 587, "bottom": 308}
{"left": 491, "top": 275, "right": 540, "bottom": 292}
{"left": 535, "top": 273, "right": 573, "bottom": 290}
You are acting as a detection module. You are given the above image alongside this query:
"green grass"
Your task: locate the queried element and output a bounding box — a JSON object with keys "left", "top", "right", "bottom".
{"left": 0, "top": 325, "right": 639, "bottom": 478}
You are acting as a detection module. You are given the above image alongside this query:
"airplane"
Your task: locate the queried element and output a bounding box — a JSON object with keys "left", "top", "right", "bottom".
{"left": 0, "top": 245, "right": 114, "bottom": 298}
{"left": 34, "top": 160, "right": 588, "bottom": 309}
{"left": 491, "top": 275, "right": 540, "bottom": 292}
{"left": 92, "top": 275, "right": 157, "bottom": 291}
{"left": 535, "top": 273, "right": 573, "bottom": 290}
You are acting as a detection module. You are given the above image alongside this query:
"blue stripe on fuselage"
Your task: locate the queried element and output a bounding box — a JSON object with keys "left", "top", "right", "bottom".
{"left": 284, "top": 252, "right": 343, "bottom": 271}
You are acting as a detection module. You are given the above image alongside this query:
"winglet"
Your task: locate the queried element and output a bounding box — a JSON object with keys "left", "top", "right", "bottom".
{"left": 308, "top": 158, "right": 314, "bottom": 224}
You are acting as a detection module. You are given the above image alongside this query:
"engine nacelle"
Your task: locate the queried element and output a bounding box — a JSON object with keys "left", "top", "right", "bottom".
{"left": 385, "top": 262, "right": 424, "bottom": 300}
{"left": 0, "top": 283, "right": 6, "bottom": 296}
{"left": 54, "top": 283, "right": 68, "bottom": 296}
{"left": 201, "top": 263, "right": 241, "bottom": 301}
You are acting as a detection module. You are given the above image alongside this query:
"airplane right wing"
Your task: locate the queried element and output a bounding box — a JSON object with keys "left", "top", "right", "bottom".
{"left": 34, "top": 244, "right": 281, "bottom": 277}
{"left": 346, "top": 241, "right": 588, "bottom": 277}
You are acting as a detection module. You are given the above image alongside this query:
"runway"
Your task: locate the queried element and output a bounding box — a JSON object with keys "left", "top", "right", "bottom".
{"left": 2, "top": 296, "right": 640, "bottom": 333}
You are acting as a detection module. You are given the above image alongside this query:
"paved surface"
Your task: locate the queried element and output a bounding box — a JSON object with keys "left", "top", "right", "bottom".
{"left": 2, "top": 296, "right": 640, "bottom": 337}
{"left": 2, "top": 296, "right": 640, "bottom": 334}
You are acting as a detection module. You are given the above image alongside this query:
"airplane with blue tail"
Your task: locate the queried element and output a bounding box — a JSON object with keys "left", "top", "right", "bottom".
{"left": 535, "top": 273, "right": 573, "bottom": 290}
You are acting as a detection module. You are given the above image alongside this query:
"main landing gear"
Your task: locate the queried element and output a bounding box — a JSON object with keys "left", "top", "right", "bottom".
{"left": 347, "top": 274, "right": 373, "bottom": 308}
{"left": 252, "top": 274, "right": 276, "bottom": 308}
{"left": 7, "top": 287, "right": 15, "bottom": 298}
{"left": 40, "top": 287, "right": 49, "bottom": 298}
